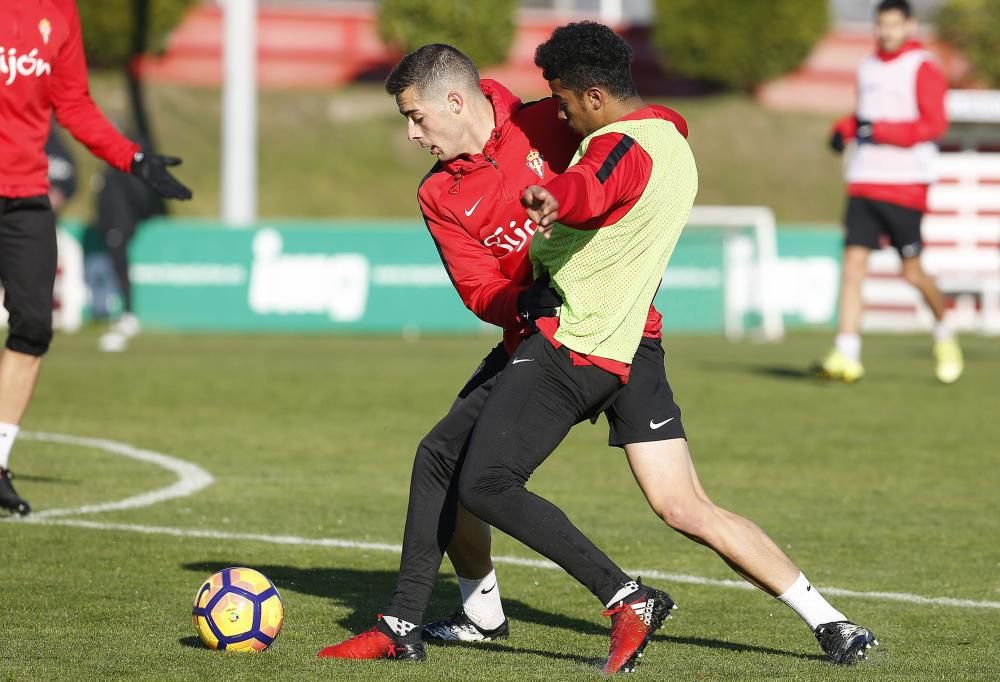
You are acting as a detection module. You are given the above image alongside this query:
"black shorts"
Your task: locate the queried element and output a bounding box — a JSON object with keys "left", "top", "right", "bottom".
{"left": 605, "top": 337, "right": 686, "bottom": 447}
{"left": 0, "top": 195, "right": 57, "bottom": 356}
{"left": 844, "top": 196, "right": 924, "bottom": 258}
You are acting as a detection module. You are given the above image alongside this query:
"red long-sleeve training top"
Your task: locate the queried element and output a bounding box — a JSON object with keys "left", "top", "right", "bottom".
{"left": 0, "top": 0, "right": 139, "bottom": 198}
{"left": 535, "top": 105, "right": 689, "bottom": 382}
{"left": 832, "top": 40, "right": 948, "bottom": 212}
{"left": 417, "top": 80, "right": 664, "bottom": 355}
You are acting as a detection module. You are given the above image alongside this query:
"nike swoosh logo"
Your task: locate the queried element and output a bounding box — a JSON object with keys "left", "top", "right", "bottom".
{"left": 464, "top": 196, "right": 484, "bottom": 217}
{"left": 480, "top": 584, "right": 497, "bottom": 595}
{"left": 512, "top": 358, "right": 533, "bottom": 365}
{"left": 649, "top": 417, "right": 675, "bottom": 430}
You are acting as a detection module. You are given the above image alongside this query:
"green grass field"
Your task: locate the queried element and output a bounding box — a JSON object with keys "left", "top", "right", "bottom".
{"left": 2, "top": 330, "right": 999, "bottom": 680}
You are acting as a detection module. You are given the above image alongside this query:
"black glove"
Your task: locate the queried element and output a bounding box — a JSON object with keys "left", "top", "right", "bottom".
{"left": 829, "top": 130, "right": 846, "bottom": 154}
{"left": 855, "top": 118, "right": 875, "bottom": 145}
{"left": 131, "top": 152, "right": 193, "bottom": 200}
{"left": 517, "top": 274, "right": 562, "bottom": 323}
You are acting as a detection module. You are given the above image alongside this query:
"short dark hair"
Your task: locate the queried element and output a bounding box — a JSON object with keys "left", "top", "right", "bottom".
{"left": 533, "top": 21, "right": 637, "bottom": 100}
{"left": 385, "top": 44, "right": 480, "bottom": 97}
{"left": 876, "top": 0, "right": 912, "bottom": 17}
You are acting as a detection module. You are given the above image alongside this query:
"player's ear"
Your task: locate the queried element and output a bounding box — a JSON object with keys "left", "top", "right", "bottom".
{"left": 446, "top": 91, "right": 464, "bottom": 115}
{"left": 585, "top": 87, "right": 604, "bottom": 112}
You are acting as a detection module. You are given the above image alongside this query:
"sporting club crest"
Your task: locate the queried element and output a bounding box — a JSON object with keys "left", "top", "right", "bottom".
{"left": 526, "top": 149, "right": 544, "bottom": 179}
{"left": 39, "top": 18, "right": 52, "bottom": 45}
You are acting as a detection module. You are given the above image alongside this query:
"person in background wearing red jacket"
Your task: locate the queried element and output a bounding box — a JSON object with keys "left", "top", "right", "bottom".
{"left": 0, "top": 0, "right": 191, "bottom": 516}
{"left": 815, "top": 0, "right": 961, "bottom": 384}
{"left": 320, "top": 32, "right": 876, "bottom": 671}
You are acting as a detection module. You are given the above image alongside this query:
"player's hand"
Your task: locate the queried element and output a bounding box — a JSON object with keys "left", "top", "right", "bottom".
{"left": 829, "top": 130, "right": 846, "bottom": 154}
{"left": 855, "top": 118, "right": 875, "bottom": 145}
{"left": 521, "top": 185, "right": 560, "bottom": 239}
{"left": 131, "top": 152, "right": 193, "bottom": 200}
{"left": 517, "top": 273, "right": 562, "bottom": 323}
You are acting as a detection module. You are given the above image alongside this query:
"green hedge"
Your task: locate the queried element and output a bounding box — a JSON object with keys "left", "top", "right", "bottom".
{"left": 652, "top": 0, "right": 829, "bottom": 91}
{"left": 378, "top": 0, "right": 516, "bottom": 68}
{"left": 78, "top": 0, "right": 195, "bottom": 69}
{"left": 937, "top": 0, "right": 1000, "bottom": 87}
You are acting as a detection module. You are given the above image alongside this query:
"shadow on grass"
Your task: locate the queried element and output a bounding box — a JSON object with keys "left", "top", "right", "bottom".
{"left": 182, "top": 562, "right": 817, "bottom": 664}
{"left": 178, "top": 636, "right": 204, "bottom": 649}
{"left": 11, "top": 473, "right": 80, "bottom": 484}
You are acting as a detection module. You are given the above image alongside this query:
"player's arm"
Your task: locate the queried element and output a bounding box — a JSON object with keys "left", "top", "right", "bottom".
{"left": 419, "top": 194, "right": 527, "bottom": 329}
{"left": 829, "top": 115, "right": 858, "bottom": 153}
{"left": 870, "top": 61, "right": 949, "bottom": 147}
{"left": 50, "top": 1, "right": 191, "bottom": 199}
{"left": 521, "top": 132, "right": 651, "bottom": 233}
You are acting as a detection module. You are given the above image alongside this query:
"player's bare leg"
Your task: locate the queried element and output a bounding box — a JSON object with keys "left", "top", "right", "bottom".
{"left": 625, "top": 439, "right": 797, "bottom": 595}
{"left": 0, "top": 349, "right": 42, "bottom": 515}
{"left": 424, "top": 503, "right": 510, "bottom": 642}
{"left": 815, "top": 246, "right": 870, "bottom": 382}
{"left": 625, "top": 439, "right": 876, "bottom": 663}
{"left": 0, "top": 349, "right": 42, "bottom": 424}
{"left": 900, "top": 256, "right": 963, "bottom": 383}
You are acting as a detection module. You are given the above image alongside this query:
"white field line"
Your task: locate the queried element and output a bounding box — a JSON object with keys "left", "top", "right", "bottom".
{"left": 18, "top": 516, "right": 1000, "bottom": 611}
{"left": 19, "top": 431, "right": 214, "bottom": 519}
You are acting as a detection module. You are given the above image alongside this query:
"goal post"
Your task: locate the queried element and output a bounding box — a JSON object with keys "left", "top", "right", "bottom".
{"left": 681, "top": 205, "right": 785, "bottom": 342}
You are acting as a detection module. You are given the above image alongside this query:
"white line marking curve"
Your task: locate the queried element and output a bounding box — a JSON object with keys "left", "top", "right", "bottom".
{"left": 19, "top": 431, "right": 214, "bottom": 518}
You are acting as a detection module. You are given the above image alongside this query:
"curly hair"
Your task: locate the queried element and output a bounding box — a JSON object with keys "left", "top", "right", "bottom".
{"left": 533, "top": 21, "right": 637, "bottom": 100}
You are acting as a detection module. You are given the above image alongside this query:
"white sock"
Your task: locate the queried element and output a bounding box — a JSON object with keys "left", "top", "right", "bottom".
{"left": 457, "top": 569, "right": 505, "bottom": 630}
{"left": 933, "top": 320, "right": 954, "bottom": 343}
{"left": 777, "top": 572, "right": 847, "bottom": 630}
{"left": 834, "top": 333, "right": 862, "bottom": 362}
{"left": 605, "top": 580, "right": 640, "bottom": 608}
{"left": 0, "top": 422, "right": 20, "bottom": 470}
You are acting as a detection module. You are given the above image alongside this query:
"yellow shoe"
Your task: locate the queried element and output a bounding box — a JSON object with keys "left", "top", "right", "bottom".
{"left": 934, "top": 338, "right": 963, "bottom": 384}
{"left": 813, "top": 349, "right": 865, "bottom": 383}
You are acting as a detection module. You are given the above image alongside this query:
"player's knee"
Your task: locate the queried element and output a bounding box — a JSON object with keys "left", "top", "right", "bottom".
{"left": 653, "top": 497, "right": 712, "bottom": 539}
{"left": 6, "top": 310, "right": 54, "bottom": 356}
{"left": 457, "top": 468, "right": 516, "bottom": 521}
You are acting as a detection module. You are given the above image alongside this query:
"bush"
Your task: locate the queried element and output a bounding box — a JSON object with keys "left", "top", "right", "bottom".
{"left": 378, "top": 0, "right": 517, "bottom": 68}
{"left": 937, "top": 0, "right": 1000, "bottom": 87}
{"left": 652, "top": 0, "right": 829, "bottom": 91}
{"left": 77, "top": 0, "right": 195, "bottom": 69}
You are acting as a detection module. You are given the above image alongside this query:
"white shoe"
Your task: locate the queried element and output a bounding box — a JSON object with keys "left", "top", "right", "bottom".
{"left": 98, "top": 330, "right": 128, "bottom": 353}
{"left": 112, "top": 313, "right": 141, "bottom": 338}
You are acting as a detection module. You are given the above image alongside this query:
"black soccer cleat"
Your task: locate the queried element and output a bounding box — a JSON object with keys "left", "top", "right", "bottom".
{"left": 421, "top": 608, "right": 510, "bottom": 643}
{"left": 814, "top": 620, "right": 878, "bottom": 664}
{"left": 0, "top": 467, "right": 30, "bottom": 516}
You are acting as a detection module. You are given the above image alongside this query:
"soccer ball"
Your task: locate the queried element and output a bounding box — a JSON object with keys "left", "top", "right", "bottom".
{"left": 192, "top": 567, "right": 284, "bottom": 652}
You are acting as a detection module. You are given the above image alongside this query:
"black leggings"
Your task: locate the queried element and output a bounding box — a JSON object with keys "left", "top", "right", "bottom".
{"left": 385, "top": 334, "right": 630, "bottom": 628}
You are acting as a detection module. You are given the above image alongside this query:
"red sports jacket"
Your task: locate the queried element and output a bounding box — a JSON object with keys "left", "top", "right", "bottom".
{"left": 832, "top": 40, "right": 948, "bottom": 212}
{"left": 0, "top": 0, "right": 139, "bottom": 198}
{"left": 418, "top": 80, "right": 663, "bottom": 355}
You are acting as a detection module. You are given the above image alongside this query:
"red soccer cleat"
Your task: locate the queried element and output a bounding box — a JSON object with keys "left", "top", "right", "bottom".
{"left": 603, "top": 583, "right": 675, "bottom": 674}
{"left": 317, "top": 623, "right": 426, "bottom": 661}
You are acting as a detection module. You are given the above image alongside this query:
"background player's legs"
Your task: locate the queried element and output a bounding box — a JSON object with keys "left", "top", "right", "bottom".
{"left": 837, "top": 245, "right": 871, "bottom": 339}
{"left": 816, "top": 245, "right": 870, "bottom": 381}
{"left": 900, "top": 255, "right": 945, "bottom": 321}
{"left": 0, "top": 197, "right": 58, "bottom": 515}
{"left": 0, "top": 351, "right": 43, "bottom": 426}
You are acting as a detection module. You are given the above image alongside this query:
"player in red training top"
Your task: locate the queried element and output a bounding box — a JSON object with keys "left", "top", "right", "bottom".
{"left": 319, "top": 30, "right": 877, "bottom": 672}
{"left": 0, "top": 0, "right": 191, "bottom": 516}
{"left": 815, "top": 0, "right": 961, "bottom": 384}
